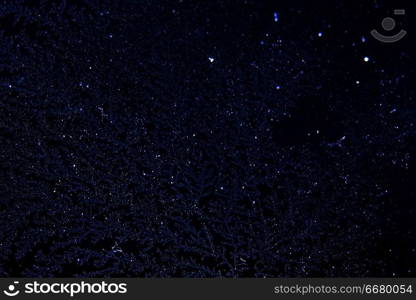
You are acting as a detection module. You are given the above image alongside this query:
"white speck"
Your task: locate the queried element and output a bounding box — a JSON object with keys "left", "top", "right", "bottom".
{"left": 361, "top": 36, "right": 366, "bottom": 43}
{"left": 8, "top": 84, "right": 12, "bottom": 88}
{"left": 208, "top": 57, "right": 215, "bottom": 63}
{"left": 112, "top": 242, "right": 123, "bottom": 253}
{"left": 318, "top": 32, "right": 323, "bottom": 37}
{"left": 364, "top": 56, "right": 369, "bottom": 62}
{"left": 275, "top": 85, "right": 281, "bottom": 90}
{"left": 108, "top": 34, "right": 113, "bottom": 38}
{"left": 356, "top": 80, "right": 360, "bottom": 84}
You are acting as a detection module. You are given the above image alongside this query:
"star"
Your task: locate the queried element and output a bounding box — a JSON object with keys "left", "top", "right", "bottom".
{"left": 273, "top": 12, "right": 279, "bottom": 22}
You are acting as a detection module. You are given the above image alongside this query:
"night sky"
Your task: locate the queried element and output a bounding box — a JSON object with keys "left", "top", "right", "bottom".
{"left": 0, "top": 0, "right": 415, "bottom": 277}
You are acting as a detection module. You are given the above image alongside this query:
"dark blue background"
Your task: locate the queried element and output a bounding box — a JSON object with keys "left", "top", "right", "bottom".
{"left": 0, "top": 0, "right": 415, "bottom": 277}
